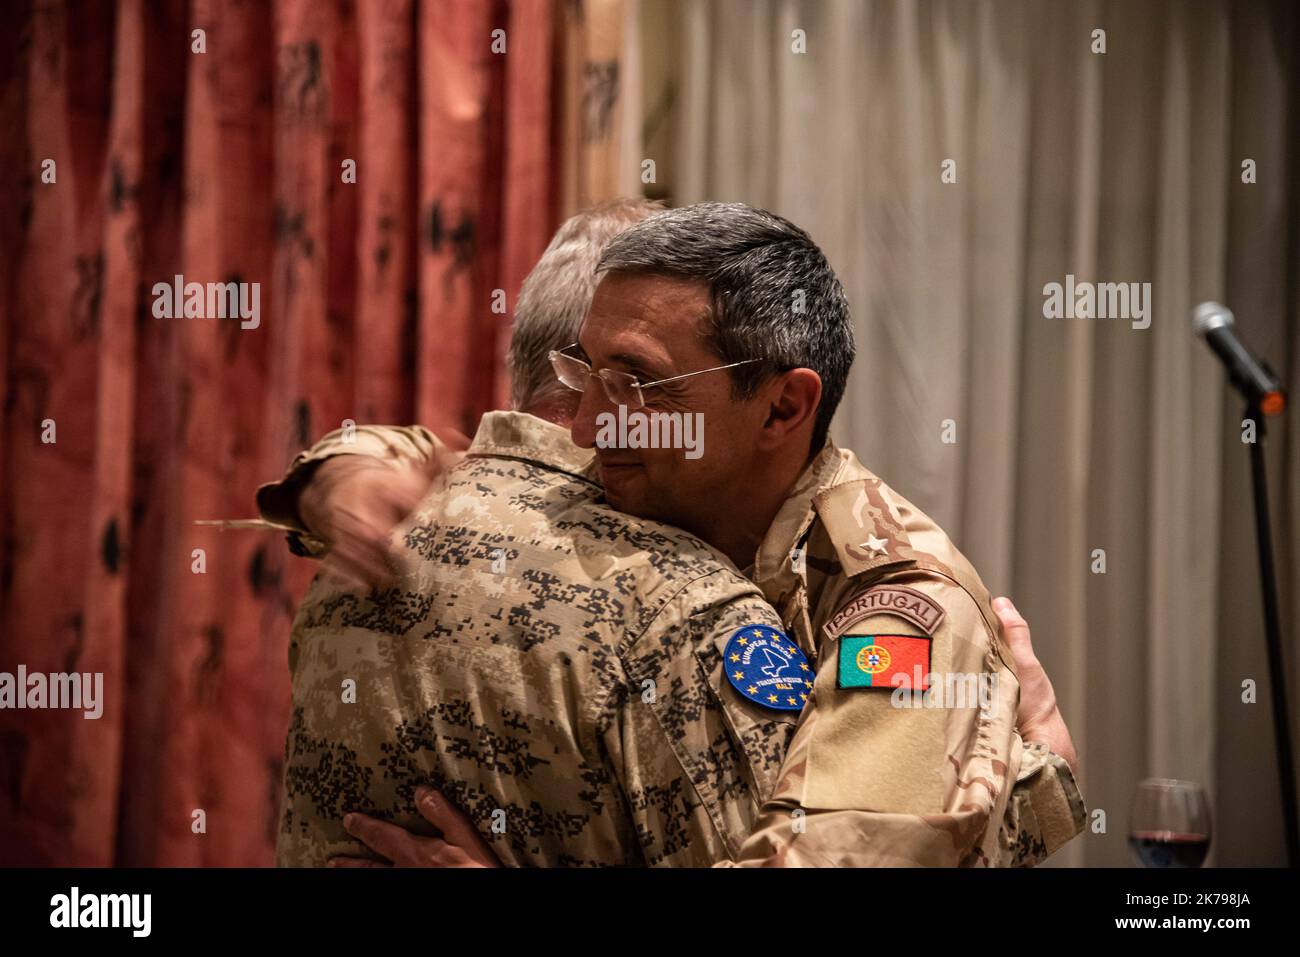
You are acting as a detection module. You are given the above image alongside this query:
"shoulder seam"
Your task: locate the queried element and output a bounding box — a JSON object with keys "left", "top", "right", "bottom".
{"left": 618, "top": 567, "right": 753, "bottom": 657}
{"left": 463, "top": 449, "right": 601, "bottom": 488}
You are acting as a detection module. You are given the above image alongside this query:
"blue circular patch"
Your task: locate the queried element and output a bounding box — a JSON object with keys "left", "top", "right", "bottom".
{"left": 723, "top": 624, "right": 812, "bottom": 712}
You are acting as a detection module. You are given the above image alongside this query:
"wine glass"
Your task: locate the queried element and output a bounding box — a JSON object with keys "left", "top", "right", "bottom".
{"left": 1128, "top": 778, "right": 1211, "bottom": 867}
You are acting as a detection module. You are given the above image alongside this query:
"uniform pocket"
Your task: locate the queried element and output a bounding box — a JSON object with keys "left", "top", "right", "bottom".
{"left": 691, "top": 639, "right": 801, "bottom": 806}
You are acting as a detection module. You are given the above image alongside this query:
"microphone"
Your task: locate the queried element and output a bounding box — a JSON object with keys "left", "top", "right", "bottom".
{"left": 1193, "top": 302, "right": 1286, "bottom": 414}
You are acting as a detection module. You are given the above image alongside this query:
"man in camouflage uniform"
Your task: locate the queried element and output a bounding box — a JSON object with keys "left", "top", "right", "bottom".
{"left": 261, "top": 202, "right": 1084, "bottom": 867}
{"left": 719, "top": 441, "right": 1080, "bottom": 865}
{"left": 266, "top": 202, "right": 806, "bottom": 867}
{"left": 272, "top": 412, "right": 805, "bottom": 866}
{"left": 567, "top": 203, "right": 1083, "bottom": 865}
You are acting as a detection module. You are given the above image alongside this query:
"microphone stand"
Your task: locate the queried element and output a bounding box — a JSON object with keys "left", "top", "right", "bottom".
{"left": 1245, "top": 399, "right": 1299, "bottom": 868}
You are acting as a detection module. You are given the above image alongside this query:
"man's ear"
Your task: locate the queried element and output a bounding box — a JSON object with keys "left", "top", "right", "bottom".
{"left": 756, "top": 368, "right": 821, "bottom": 450}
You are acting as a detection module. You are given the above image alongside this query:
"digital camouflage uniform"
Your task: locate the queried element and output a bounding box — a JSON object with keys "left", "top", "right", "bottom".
{"left": 258, "top": 416, "right": 1085, "bottom": 866}
{"left": 264, "top": 412, "right": 799, "bottom": 866}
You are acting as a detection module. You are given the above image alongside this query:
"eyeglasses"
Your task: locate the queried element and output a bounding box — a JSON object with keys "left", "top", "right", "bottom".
{"left": 548, "top": 343, "right": 764, "bottom": 411}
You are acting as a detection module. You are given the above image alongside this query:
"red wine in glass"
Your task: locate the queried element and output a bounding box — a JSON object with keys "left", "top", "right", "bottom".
{"left": 1129, "top": 779, "right": 1211, "bottom": 867}
{"left": 1128, "top": 831, "right": 1210, "bottom": 868}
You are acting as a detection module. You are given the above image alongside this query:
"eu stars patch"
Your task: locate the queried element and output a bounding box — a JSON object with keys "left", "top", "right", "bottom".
{"left": 838, "top": 634, "right": 932, "bottom": 690}
{"left": 724, "top": 624, "right": 812, "bottom": 712}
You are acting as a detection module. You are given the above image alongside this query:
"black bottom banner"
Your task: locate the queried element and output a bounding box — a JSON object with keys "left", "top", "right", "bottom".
{"left": 0, "top": 865, "right": 1294, "bottom": 943}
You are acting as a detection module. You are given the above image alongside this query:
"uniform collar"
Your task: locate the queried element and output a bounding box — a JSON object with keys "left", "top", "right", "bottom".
{"left": 466, "top": 410, "right": 600, "bottom": 484}
{"left": 752, "top": 436, "right": 853, "bottom": 590}
{"left": 754, "top": 437, "right": 922, "bottom": 601}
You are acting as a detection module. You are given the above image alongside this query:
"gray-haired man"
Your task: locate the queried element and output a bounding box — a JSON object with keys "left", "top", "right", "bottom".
{"left": 261, "top": 202, "right": 1082, "bottom": 867}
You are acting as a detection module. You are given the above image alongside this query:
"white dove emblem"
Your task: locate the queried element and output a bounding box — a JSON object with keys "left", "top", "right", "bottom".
{"left": 759, "top": 645, "right": 791, "bottom": 678}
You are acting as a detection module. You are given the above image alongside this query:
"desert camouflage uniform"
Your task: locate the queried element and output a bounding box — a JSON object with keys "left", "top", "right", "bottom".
{"left": 259, "top": 418, "right": 1085, "bottom": 866}
{"left": 265, "top": 412, "right": 799, "bottom": 866}
{"left": 724, "top": 441, "right": 1086, "bottom": 866}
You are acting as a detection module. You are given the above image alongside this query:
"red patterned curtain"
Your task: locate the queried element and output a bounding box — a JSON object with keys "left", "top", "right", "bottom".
{"left": 0, "top": 0, "right": 560, "bottom": 866}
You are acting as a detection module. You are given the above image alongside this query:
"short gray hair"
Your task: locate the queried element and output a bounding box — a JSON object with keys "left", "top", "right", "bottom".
{"left": 597, "top": 202, "right": 854, "bottom": 452}
{"left": 508, "top": 199, "right": 664, "bottom": 409}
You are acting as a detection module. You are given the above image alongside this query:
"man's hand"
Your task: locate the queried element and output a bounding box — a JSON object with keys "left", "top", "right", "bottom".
{"left": 993, "top": 596, "right": 1080, "bottom": 776}
{"left": 329, "top": 787, "right": 501, "bottom": 868}
{"left": 298, "top": 456, "right": 434, "bottom": 589}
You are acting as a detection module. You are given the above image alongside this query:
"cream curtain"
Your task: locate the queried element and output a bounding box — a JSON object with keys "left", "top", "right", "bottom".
{"left": 621, "top": 0, "right": 1299, "bottom": 865}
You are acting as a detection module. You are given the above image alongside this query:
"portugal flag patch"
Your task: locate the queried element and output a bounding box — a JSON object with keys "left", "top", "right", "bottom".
{"left": 837, "top": 634, "right": 932, "bottom": 690}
